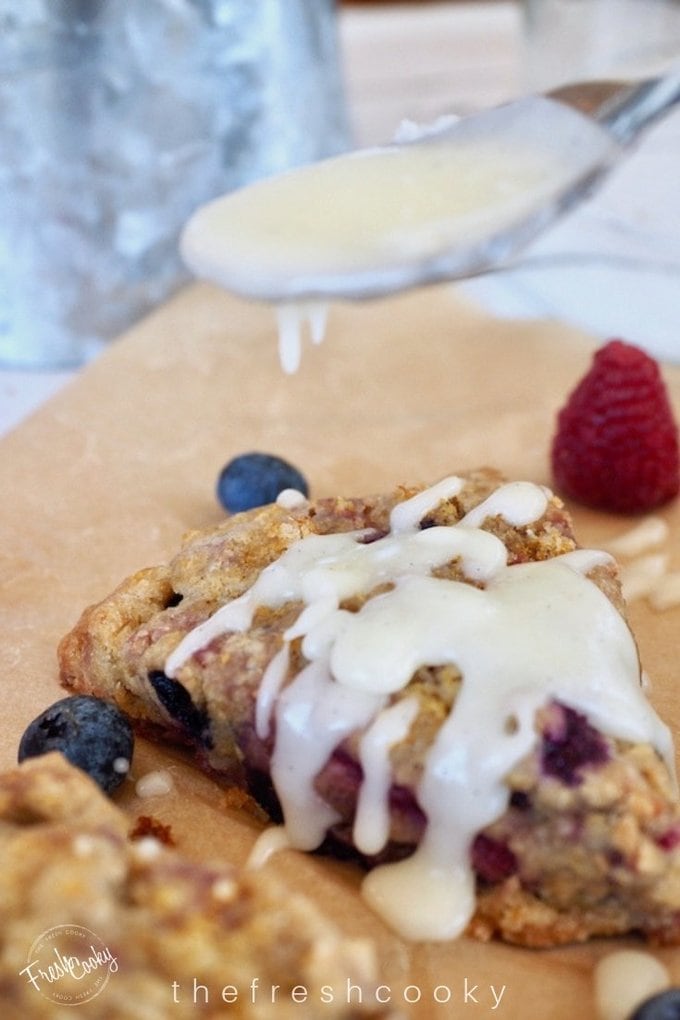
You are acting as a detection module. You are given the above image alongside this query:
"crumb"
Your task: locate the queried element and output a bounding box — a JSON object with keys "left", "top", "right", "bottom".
{"left": 129, "top": 814, "right": 175, "bottom": 846}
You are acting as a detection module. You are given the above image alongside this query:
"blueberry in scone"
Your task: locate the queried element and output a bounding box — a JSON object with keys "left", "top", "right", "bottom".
{"left": 59, "top": 469, "right": 680, "bottom": 946}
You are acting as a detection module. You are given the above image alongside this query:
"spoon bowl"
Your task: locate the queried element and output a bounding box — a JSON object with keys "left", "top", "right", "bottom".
{"left": 181, "top": 76, "right": 680, "bottom": 305}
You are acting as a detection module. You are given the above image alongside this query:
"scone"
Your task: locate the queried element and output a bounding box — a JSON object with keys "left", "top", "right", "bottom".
{"left": 59, "top": 469, "right": 680, "bottom": 946}
{"left": 0, "top": 754, "right": 393, "bottom": 1019}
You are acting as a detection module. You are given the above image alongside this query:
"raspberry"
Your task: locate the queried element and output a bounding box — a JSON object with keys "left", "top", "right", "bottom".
{"left": 540, "top": 703, "right": 609, "bottom": 786}
{"left": 471, "top": 834, "right": 517, "bottom": 883}
{"left": 551, "top": 339, "right": 680, "bottom": 513}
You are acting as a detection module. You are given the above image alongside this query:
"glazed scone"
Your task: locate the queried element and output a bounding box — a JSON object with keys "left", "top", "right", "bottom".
{"left": 0, "top": 754, "right": 393, "bottom": 1020}
{"left": 59, "top": 469, "right": 680, "bottom": 946}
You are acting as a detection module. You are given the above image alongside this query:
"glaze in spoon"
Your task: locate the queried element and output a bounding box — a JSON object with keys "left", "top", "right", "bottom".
{"left": 181, "top": 76, "right": 680, "bottom": 308}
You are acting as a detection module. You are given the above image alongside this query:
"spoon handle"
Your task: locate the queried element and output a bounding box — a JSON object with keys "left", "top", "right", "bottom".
{"left": 548, "top": 75, "right": 680, "bottom": 144}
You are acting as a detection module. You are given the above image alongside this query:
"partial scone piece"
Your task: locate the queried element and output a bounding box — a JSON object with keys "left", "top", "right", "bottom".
{"left": 0, "top": 754, "right": 392, "bottom": 1020}
{"left": 59, "top": 469, "right": 680, "bottom": 946}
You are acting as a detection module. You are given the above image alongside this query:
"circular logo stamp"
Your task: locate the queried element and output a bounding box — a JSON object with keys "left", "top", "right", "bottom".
{"left": 20, "top": 924, "right": 118, "bottom": 1006}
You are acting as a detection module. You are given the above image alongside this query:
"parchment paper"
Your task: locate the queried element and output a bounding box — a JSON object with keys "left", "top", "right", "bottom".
{"left": 2, "top": 282, "right": 679, "bottom": 1017}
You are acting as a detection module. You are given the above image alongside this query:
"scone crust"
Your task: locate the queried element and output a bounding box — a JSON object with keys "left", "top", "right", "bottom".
{"left": 0, "top": 754, "right": 391, "bottom": 1019}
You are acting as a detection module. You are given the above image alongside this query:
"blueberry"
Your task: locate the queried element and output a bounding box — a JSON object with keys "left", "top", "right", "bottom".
{"left": 18, "top": 695, "right": 134, "bottom": 795}
{"left": 216, "top": 452, "right": 308, "bottom": 513}
{"left": 148, "top": 670, "right": 211, "bottom": 745}
{"left": 629, "top": 989, "right": 680, "bottom": 1020}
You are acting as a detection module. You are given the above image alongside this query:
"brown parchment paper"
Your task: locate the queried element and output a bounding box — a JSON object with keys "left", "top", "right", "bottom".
{"left": 1, "top": 282, "right": 679, "bottom": 1018}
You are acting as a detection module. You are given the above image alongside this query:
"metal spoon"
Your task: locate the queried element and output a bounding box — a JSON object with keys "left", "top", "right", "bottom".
{"left": 181, "top": 76, "right": 680, "bottom": 303}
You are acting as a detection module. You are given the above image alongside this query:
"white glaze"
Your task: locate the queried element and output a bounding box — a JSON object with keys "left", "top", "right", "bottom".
{"left": 306, "top": 302, "right": 328, "bottom": 344}
{"left": 211, "top": 877, "right": 237, "bottom": 902}
{"left": 354, "top": 696, "right": 420, "bottom": 856}
{"left": 276, "top": 304, "right": 303, "bottom": 374}
{"left": 275, "top": 302, "right": 330, "bottom": 374}
{"left": 600, "top": 516, "right": 680, "bottom": 611}
{"left": 246, "top": 825, "right": 293, "bottom": 870}
{"left": 276, "top": 487, "right": 308, "bottom": 510}
{"left": 459, "top": 480, "right": 549, "bottom": 529}
{"left": 620, "top": 553, "right": 669, "bottom": 603}
{"left": 604, "top": 516, "right": 669, "bottom": 558}
{"left": 132, "top": 837, "right": 163, "bottom": 862}
{"left": 390, "top": 475, "right": 463, "bottom": 532}
{"left": 72, "top": 834, "right": 98, "bottom": 858}
{"left": 272, "top": 657, "right": 383, "bottom": 849}
{"left": 255, "top": 644, "right": 290, "bottom": 740}
{"left": 135, "top": 769, "right": 174, "bottom": 799}
{"left": 163, "top": 476, "right": 675, "bottom": 940}
{"left": 594, "top": 950, "right": 670, "bottom": 1020}
{"left": 649, "top": 570, "right": 680, "bottom": 611}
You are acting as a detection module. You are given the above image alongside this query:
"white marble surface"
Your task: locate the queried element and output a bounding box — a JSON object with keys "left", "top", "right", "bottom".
{"left": 2, "top": 1, "right": 679, "bottom": 437}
